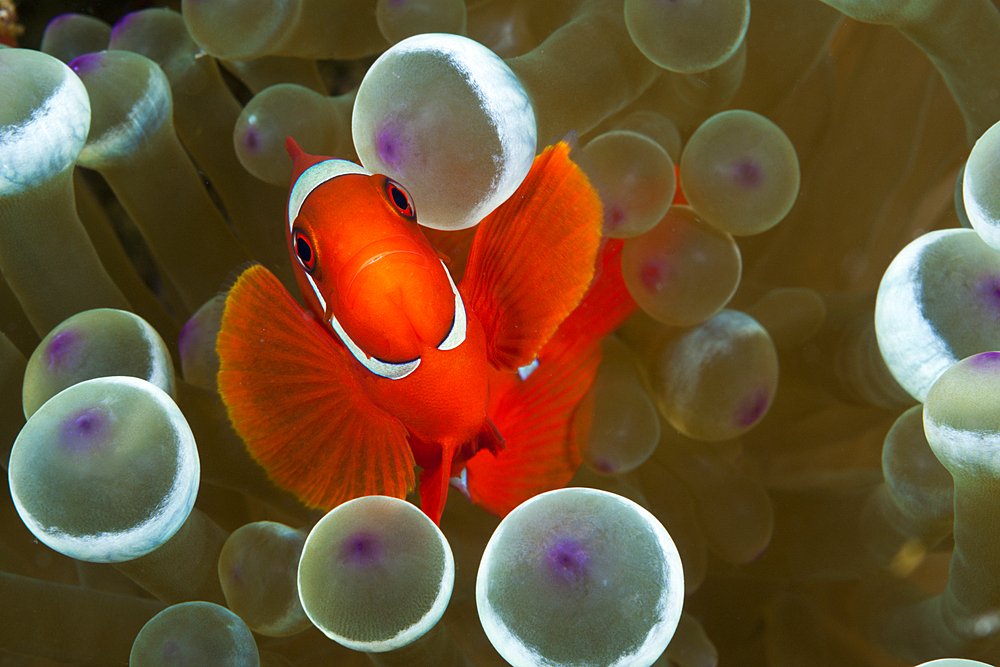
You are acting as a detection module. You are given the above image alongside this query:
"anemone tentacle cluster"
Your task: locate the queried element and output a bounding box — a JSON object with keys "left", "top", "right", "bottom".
{"left": 0, "top": 0, "right": 996, "bottom": 665}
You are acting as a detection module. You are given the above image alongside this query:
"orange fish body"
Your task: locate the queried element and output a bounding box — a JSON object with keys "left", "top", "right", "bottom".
{"left": 217, "top": 139, "right": 636, "bottom": 523}
{"left": 283, "top": 144, "right": 497, "bottom": 482}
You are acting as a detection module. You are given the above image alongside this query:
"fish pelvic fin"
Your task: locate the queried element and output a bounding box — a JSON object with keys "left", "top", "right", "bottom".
{"left": 465, "top": 240, "right": 636, "bottom": 517}
{"left": 417, "top": 463, "right": 449, "bottom": 526}
{"left": 460, "top": 142, "right": 603, "bottom": 372}
{"left": 217, "top": 264, "right": 415, "bottom": 510}
{"left": 413, "top": 417, "right": 503, "bottom": 524}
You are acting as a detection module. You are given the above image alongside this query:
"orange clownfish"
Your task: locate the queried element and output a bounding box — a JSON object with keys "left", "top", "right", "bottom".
{"left": 216, "top": 139, "right": 636, "bottom": 523}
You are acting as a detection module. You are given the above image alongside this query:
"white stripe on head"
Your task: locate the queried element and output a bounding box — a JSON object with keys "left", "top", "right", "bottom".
{"left": 307, "top": 266, "right": 418, "bottom": 379}
{"left": 328, "top": 305, "right": 421, "bottom": 380}
{"left": 304, "top": 272, "right": 327, "bottom": 313}
{"left": 288, "top": 159, "right": 371, "bottom": 233}
{"left": 437, "top": 259, "right": 467, "bottom": 351}
{"left": 325, "top": 260, "right": 464, "bottom": 377}
{"left": 306, "top": 271, "right": 419, "bottom": 379}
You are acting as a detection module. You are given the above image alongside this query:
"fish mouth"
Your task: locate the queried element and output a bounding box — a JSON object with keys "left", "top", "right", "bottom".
{"left": 340, "top": 235, "right": 428, "bottom": 308}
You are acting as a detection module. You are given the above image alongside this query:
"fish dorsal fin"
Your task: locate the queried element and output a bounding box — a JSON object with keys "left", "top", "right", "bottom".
{"left": 217, "top": 265, "right": 415, "bottom": 509}
{"left": 460, "top": 142, "right": 603, "bottom": 372}
{"left": 548, "top": 238, "right": 636, "bottom": 348}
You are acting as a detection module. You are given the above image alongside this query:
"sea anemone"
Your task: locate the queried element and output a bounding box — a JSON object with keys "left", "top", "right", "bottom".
{"left": 0, "top": 0, "right": 993, "bottom": 664}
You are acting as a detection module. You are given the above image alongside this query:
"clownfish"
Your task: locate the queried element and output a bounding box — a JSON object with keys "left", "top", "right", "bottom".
{"left": 216, "top": 139, "right": 636, "bottom": 523}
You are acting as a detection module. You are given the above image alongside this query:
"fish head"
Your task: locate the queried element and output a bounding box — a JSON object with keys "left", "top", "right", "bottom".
{"left": 285, "top": 139, "right": 467, "bottom": 379}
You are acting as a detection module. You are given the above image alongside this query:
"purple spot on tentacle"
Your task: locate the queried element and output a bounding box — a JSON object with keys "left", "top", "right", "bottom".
{"left": 735, "top": 387, "right": 771, "bottom": 427}
{"left": 59, "top": 406, "right": 113, "bottom": 455}
{"left": 341, "top": 532, "right": 382, "bottom": 566}
{"left": 46, "top": 13, "right": 76, "bottom": 29}
{"left": 591, "top": 457, "right": 617, "bottom": 474}
{"left": 110, "top": 11, "right": 141, "bottom": 41}
{"left": 69, "top": 52, "right": 104, "bottom": 77}
{"left": 640, "top": 262, "right": 662, "bottom": 291}
{"left": 178, "top": 317, "right": 198, "bottom": 363}
{"left": 640, "top": 257, "right": 674, "bottom": 293}
{"left": 730, "top": 159, "right": 763, "bottom": 189}
{"left": 545, "top": 537, "right": 590, "bottom": 587}
{"left": 375, "top": 119, "right": 408, "bottom": 171}
{"left": 968, "top": 351, "right": 1000, "bottom": 370}
{"left": 162, "top": 640, "right": 181, "bottom": 660}
{"left": 747, "top": 541, "right": 768, "bottom": 562}
{"left": 604, "top": 204, "right": 626, "bottom": 231}
{"left": 975, "top": 275, "right": 1000, "bottom": 313}
{"left": 243, "top": 126, "right": 260, "bottom": 152}
{"left": 46, "top": 330, "right": 80, "bottom": 371}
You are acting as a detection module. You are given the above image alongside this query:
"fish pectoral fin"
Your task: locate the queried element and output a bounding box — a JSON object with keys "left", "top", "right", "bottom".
{"left": 217, "top": 264, "right": 415, "bottom": 510}
{"left": 474, "top": 416, "right": 505, "bottom": 456}
{"left": 417, "top": 459, "right": 451, "bottom": 526}
{"left": 460, "top": 142, "right": 603, "bottom": 372}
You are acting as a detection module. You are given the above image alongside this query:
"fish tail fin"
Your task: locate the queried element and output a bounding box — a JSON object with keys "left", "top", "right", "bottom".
{"left": 465, "top": 240, "right": 636, "bottom": 516}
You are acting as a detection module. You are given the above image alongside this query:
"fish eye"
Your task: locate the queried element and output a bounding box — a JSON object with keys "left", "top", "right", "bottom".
{"left": 385, "top": 179, "right": 416, "bottom": 220}
{"left": 292, "top": 227, "right": 316, "bottom": 273}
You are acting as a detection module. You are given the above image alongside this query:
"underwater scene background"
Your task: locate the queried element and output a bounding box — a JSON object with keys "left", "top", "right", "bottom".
{"left": 1, "top": 0, "right": 997, "bottom": 665}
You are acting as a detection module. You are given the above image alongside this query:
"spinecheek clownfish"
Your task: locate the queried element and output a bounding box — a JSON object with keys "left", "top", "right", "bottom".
{"left": 216, "top": 139, "right": 637, "bottom": 523}
{"left": 284, "top": 141, "right": 497, "bottom": 509}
